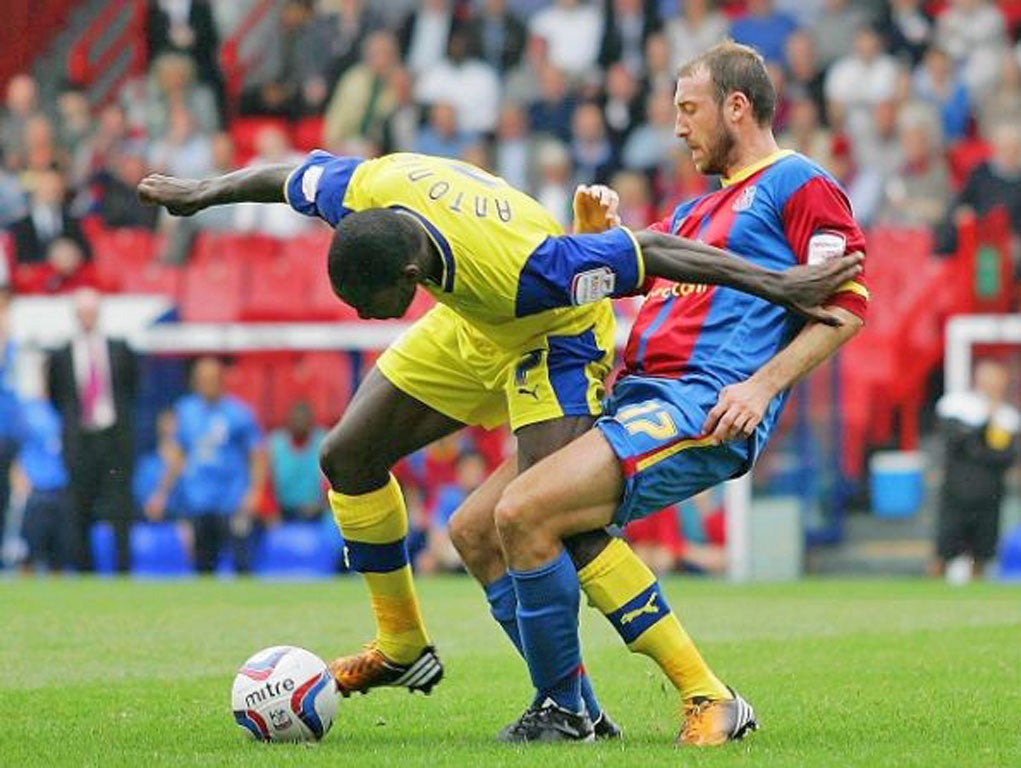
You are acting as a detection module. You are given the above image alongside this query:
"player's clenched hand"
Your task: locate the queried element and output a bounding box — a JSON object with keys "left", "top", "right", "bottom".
{"left": 137, "top": 173, "right": 206, "bottom": 216}
{"left": 778, "top": 252, "right": 863, "bottom": 325}
{"left": 572, "top": 184, "right": 621, "bottom": 234}
{"left": 703, "top": 379, "right": 773, "bottom": 444}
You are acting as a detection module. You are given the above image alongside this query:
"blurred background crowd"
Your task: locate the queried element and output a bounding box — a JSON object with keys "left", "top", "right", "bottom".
{"left": 1, "top": 0, "right": 1019, "bottom": 579}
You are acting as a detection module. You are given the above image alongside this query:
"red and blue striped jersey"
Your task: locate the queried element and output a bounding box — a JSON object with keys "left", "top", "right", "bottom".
{"left": 624, "top": 149, "right": 868, "bottom": 406}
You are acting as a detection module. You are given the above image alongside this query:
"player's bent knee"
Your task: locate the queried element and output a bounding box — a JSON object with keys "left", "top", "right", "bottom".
{"left": 494, "top": 486, "right": 544, "bottom": 546}
{"left": 447, "top": 511, "right": 473, "bottom": 555}
{"left": 493, "top": 493, "right": 525, "bottom": 539}
{"left": 319, "top": 426, "right": 383, "bottom": 492}
{"left": 448, "top": 511, "right": 489, "bottom": 564}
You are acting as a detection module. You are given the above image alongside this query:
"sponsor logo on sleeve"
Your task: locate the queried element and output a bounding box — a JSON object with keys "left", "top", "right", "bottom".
{"left": 571, "top": 267, "right": 616, "bottom": 305}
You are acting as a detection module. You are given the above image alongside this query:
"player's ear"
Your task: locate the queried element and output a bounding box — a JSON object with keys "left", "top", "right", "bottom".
{"left": 726, "top": 91, "right": 750, "bottom": 122}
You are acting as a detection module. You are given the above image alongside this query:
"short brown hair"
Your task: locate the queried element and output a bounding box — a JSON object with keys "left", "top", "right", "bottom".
{"left": 677, "top": 40, "right": 776, "bottom": 126}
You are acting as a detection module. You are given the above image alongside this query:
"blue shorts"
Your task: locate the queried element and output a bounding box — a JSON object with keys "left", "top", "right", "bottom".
{"left": 595, "top": 376, "right": 753, "bottom": 526}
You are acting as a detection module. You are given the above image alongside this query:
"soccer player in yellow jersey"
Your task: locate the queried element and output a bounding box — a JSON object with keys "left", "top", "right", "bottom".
{"left": 139, "top": 150, "right": 859, "bottom": 741}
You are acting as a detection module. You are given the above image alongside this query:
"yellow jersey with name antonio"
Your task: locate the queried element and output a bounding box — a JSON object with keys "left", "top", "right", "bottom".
{"left": 283, "top": 151, "right": 644, "bottom": 349}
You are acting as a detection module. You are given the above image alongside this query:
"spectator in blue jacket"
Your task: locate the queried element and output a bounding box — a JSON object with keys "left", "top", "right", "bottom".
{"left": 152, "top": 356, "right": 266, "bottom": 574}
{"left": 15, "top": 369, "right": 74, "bottom": 572}
{"left": 0, "top": 291, "right": 18, "bottom": 557}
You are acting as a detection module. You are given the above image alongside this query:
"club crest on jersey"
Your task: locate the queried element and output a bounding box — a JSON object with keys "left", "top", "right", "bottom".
{"left": 571, "top": 267, "right": 616, "bottom": 305}
{"left": 732, "top": 185, "right": 757, "bottom": 212}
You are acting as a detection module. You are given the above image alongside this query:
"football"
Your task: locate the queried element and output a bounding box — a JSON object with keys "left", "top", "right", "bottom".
{"left": 231, "top": 646, "right": 339, "bottom": 742}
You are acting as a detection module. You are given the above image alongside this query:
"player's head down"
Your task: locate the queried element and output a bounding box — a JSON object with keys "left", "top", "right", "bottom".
{"left": 327, "top": 209, "right": 427, "bottom": 319}
{"left": 674, "top": 40, "right": 776, "bottom": 175}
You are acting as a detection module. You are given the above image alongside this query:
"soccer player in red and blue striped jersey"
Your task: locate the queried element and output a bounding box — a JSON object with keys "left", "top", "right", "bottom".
{"left": 491, "top": 41, "right": 868, "bottom": 745}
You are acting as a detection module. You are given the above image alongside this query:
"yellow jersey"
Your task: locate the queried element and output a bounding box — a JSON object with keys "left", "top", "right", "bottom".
{"left": 284, "top": 151, "right": 643, "bottom": 349}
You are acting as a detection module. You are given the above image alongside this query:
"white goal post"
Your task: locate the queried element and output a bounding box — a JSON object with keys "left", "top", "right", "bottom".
{"left": 945, "top": 314, "right": 1021, "bottom": 394}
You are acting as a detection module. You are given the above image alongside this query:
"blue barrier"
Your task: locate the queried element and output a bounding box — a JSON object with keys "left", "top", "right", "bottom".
{"left": 254, "top": 521, "right": 341, "bottom": 578}
{"left": 131, "top": 523, "right": 192, "bottom": 577}
{"left": 998, "top": 524, "right": 1021, "bottom": 580}
{"left": 89, "top": 522, "right": 116, "bottom": 575}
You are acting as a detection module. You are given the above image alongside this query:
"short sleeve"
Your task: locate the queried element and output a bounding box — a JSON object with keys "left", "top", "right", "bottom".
{"left": 174, "top": 401, "right": 191, "bottom": 449}
{"left": 238, "top": 405, "right": 264, "bottom": 452}
{"left": 782, "top": 175, "right": 869, "bottom": 321}
{"left": 284, "top": 150, "right": 365, "bottom": 227}
{"left": 515, "top": 227, "right": 645, "bottom": 316}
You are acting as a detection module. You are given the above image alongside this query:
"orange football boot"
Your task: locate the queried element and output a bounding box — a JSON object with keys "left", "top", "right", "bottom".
{"left": 329, "top": 642, "right": 443, "bottom": 697}
{"left": 678, "top": 687, "right": 758, "bottom": 746}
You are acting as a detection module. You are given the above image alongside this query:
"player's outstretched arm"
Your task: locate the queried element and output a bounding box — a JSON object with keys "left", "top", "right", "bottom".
{"left": 635, "top": 230, "right": 863, "bottom": 326}
{"left": 137, "top": 164, "right": 296, "bottom": 216}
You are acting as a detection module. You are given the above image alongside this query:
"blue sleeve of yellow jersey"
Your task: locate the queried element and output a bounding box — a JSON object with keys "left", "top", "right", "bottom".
{"left": 514, "top": 227, "right": 645, "bottom": 317}
{"left": 284, "top": 150, "right": 364, "bottom": 226}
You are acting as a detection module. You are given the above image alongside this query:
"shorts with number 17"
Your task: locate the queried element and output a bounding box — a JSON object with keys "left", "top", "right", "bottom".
{"left": 596, "top": 376, "right": 751, "bottom": 525}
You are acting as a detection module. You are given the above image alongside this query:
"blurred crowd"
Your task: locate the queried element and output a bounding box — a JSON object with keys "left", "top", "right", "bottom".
{"left": 3, "top": 0, "right": 1021, "bottom": 575}
{"left": 1, "top": 0, "right": 1021, "bottom": 286}
{"left": 0, "top": 286, "right": 520, "bottom": 575}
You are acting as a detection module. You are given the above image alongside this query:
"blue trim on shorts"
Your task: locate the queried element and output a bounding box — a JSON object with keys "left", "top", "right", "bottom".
{"left": 597, "top": 376, "right": 756, "bottom": 525}
{"left": 547, "top": 328, "right": 602, "bottom": 416}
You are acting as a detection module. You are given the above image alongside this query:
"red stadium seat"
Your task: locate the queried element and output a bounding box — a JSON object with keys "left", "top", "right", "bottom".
{"left": 80, "top": 216, "right": 105, "bottom": 243}
{"left": 118, "top": 261, "right": 183, "bottom": 300}
{"left": 180, "top": 256, "right": 245, "bottom": 321}
{"left": 947, "top": 139, "right": 991, "bottom": 189}
{"left": 243, "top": 251, "right": 313, "bottom": 321}
{"left": 268, "top": 351, "right": 353, "bottom": 428}
{"left": 294, "top": 117, "right": 324, "bottom": 152}
{"left": 229, "top": 117, "right": 289, "bottom": 166}
{"left": 191, "top": 232, "right": 280, "bottom": 267}
{"left": 12, "top": 263, "right": 50, "bottom": 294}
{"left": 88, "top": 227, "right": 160, "bottom": 290}
{"left": 224, "top": 354, "right": 276, "bottom": 426}
{"left": 305, "top": 262, "right": 362, "bottom": 321}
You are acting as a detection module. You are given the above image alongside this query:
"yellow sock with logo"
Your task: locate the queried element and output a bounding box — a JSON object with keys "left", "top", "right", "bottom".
{"left": 330, "top": 475, "right": 429, "bottom": 665}
{"left": 577, "top": 537, "right": 730, "bottom": 700}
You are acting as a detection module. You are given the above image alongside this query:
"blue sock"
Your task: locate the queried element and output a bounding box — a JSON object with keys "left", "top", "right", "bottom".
{"left": 579, "top": 668, "right": 602, "bottom": 720}
{"left": 485, "top": 573, "right": 603, "bottom": 718}
{"left": 510, "top": 551, "right": 583, "bottom": 713}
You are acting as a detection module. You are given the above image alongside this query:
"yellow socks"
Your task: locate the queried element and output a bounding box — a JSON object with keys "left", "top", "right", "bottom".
{"left": 330, "top": 475, "right": 429, "bottom": 665}
{"left": 578, "top": 537, "right": 730, "bottom": 701}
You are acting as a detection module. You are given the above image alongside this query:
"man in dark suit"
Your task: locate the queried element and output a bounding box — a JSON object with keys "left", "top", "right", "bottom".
{"left": 9, "top": 169, "right": 90, "bottom": 265}
{"left": 465, "top": 0, "right": 526, "bottom": 74}
{"left": 48, "top": 288, "right": 137, "bottom": 573}
{"left": 146, "top": 0, "right": 226, "bottom": 118}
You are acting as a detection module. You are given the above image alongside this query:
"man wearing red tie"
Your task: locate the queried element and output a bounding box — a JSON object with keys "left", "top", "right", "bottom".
{"left": 48, "top": 288, "right": 138, "bottom": 573}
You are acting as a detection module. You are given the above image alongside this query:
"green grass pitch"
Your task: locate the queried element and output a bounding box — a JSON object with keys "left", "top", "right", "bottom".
{"left": 2, "top": 577, "right": 1019, "bottom": 767}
